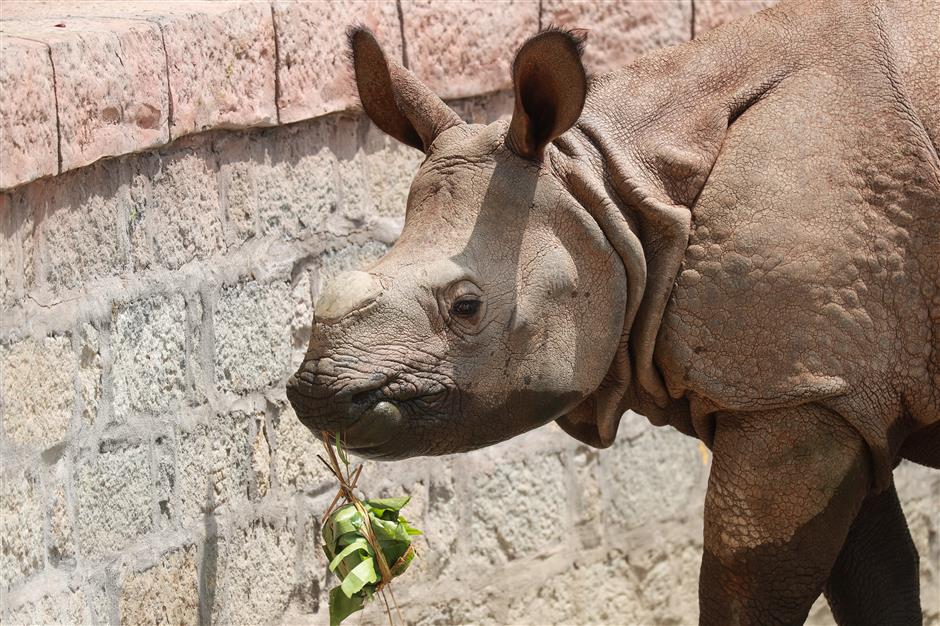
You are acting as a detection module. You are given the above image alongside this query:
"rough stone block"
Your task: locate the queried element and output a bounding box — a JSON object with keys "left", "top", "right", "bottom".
{"left": 335, "top": 116, "right": 423, "bottom": 220}
{"left": 118, "top": 545, "right": 199, "bottom": 626}
{"left": 411, "top": 464, "right": 457, "bottom": 582}
{"left": 274, "top": 0, "right": 403, "bottom": 123}
{"left": 694, "top": 0, "right": 778, "bottom": 36}
{"left": 111, "top": 293, "right": 187, "bottom": 417}
{"left": 129, "top": 149, "right": 226, "bottom": 271}
{"left": 468, "top": 450, "right": 568, "bottom": 568}
{"left": 42, "top": 162, "right": 130, "bottom": 291}
{"left": 627, "top": 530, "right": 703, "bottom": 623}
{"left": 214, "top": 281, "right": 291, "bottom": 394}
{"left": 214, "top": 133, "right": 261, "bottom": 246}
{"left": 287, "top": 509, "right": 328, "bottom": 619}
{"left": 602, "top": 412, "right": 707, "bottom": 531}
{"left": 409, "top": 596, "right": 499, "bottom": 626}
{"left": 75, "top": 441, "right": 152, "bottom": 558}
{"left": 177, "top": 411, "right": 253, "bottom": 527}
{"left": 158, "top": 2, "right": 277, "bottom": 137}
{"left": 0, "top": 465, "right": 44, "bottom": 589}
{"left": 0, "top": 36, "right": 58, "bottom": 189}
{"left": 542, "top": 0, "right": 692, "bottom": 75}
{"left": 400, "top": 0, "right": 539, "bottom": 99}
{"left": 1, "top": 334, "right": 74, "bottom": 450}
{"left": 0, "top": 17, "right": 169, "bottom": 173}
{"left": 255, "top": 121, "right": 340, "bottom": 240}
{"left": 505, "top": 549, "right": 651, "bottom": 626}
{"left": 254, "top": 115, "right": 420, "bottom": 240}
{"left": 2, "top": 584, "right": 87, "bottom": 625}
{"left": 211, "top": 516, "right": 297, "bottom": 624}
{"left": 270, "top": 399, "right": 332, "bottom": 493}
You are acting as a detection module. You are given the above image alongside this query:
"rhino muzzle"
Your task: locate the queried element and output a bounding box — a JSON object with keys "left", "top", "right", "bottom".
{"left": 286, "top": 357, "right": 404, "bottom": 452}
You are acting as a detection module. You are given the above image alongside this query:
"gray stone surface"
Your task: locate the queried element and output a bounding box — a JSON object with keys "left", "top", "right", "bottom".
{"left": 129, "top": 148, "right": 226, "bottom": 271}
{"left": 74, "top": 441, "right": 152, "bottom": 559}
{"left": 270, "top": 399, "right": 333, "bottom": 493}
{"left": 111, "top": 293, "right": 187, "bottom": 416}
{"left": 42, "top": 162, "right": 130, "bottom": 291}
{"left": 468, "top": 451, "right": 569, "bottom": 568}
{"left": 118, "top": 544, "right": 199, "bottom": 626}
{"left": 214, "top": 281, "right": 292, "bottom": 394}
{"left": 603, "top": 411, "right": 708, "bottom": 532}
{"left": 1, "top": 334, "right": 74, "bottom": 450}
{"left": 2, "top": 582, "right": 87, "bottom": 626}
{"left": 0, "top": 465, "right": 44, "bottom": 589}
{"left": 211, "top": 515, "right": 297, "bottom": 625}
{"left": 176, "top": 411, "right": 254, "bottom": 527}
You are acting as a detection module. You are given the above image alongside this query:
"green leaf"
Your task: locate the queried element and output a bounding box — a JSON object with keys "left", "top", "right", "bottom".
{"left": 398, "top": 515, "right": 423, "bottom": 536}
{"left": 340, "top": 557, "right": 379, "bottom": 597}
{"left": 324, "top": 505, "right": 362, "bottom": 548}
{"left": 364, "top": 496, "right": 410, "bottom": 515}
{"left": 329, "top": 586, "right": 364, "bottom": 626}
{"left": 328, "top": 537, "right": 371, "bottom": 572}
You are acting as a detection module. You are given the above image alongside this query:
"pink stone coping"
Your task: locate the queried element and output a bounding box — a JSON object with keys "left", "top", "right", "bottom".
{"left": 0, "top": 0, "right": 774, "bottom": 191}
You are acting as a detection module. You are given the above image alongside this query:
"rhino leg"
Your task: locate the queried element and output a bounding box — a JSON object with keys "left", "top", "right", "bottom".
{"left": 824, "top": 483, "right": 922, "bottom": 626}
{"left": 699, "top": 404, "right": 872, "bottom": 626}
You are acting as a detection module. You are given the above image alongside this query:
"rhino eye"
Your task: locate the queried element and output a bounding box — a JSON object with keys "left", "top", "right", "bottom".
{"left": 451, "top": 298, "right": 481, "bottom": 318}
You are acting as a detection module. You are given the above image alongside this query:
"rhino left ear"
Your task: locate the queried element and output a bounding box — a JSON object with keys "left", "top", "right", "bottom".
{"left": 350, "top": 28, "right": 462, "bottom": 152}
{"left": 507, "top": 29, "right": 588, "bottom": 161}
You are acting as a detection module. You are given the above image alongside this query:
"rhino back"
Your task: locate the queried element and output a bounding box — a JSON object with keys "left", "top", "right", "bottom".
{"left": 656, "top": 8, "right": 940, "bottom": 437}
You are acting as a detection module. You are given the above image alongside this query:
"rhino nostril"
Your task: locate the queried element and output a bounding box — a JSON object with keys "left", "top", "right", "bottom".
{"left": 350, "top": 388, "right": 385, "bottom": 408}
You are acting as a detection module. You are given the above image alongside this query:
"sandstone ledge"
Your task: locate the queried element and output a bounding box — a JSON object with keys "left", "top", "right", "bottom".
{"left": 0, "top": 0, "right": 769, "bottom": 190}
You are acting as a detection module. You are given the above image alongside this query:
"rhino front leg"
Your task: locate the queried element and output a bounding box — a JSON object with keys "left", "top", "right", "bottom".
{"left": 699, "top": 404, "right": 872, "bottom": 626}
{"left": 824, "top": 482, "right": 922, "bottom": 625}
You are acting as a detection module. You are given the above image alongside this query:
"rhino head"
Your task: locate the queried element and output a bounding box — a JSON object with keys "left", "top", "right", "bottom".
{"left": 287, "top": 28, "right": 636, "bottom": 459}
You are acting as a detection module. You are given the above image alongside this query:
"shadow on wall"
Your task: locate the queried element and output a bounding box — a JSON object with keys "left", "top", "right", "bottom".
{"left": 199, "top": 480, "right": 219, "bottom": 626}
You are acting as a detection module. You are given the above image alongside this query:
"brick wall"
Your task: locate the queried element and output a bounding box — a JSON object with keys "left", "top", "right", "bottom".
{"left": 1, "top": 2, "right": 937, "bottom": 625}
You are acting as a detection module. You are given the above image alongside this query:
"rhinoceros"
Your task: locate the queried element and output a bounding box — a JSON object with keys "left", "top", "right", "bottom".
{"left": 287, "top": 0, "right": 939, "bottom": 622}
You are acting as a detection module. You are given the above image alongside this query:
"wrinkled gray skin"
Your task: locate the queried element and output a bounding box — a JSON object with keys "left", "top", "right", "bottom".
{"left": 288, "top": 0, "right": 939, "bottom": 623}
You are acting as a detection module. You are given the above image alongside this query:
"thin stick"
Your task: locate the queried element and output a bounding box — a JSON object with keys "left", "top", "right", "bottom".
{"left": 379, "top": 589, "right": 394, "bottom": 626}
{"left": 387, "top": 582, "right": 405, "bottom": 626}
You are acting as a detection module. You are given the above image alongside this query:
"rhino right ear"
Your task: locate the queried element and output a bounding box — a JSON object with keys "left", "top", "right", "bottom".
{"left": 507, "top": 29, "right": 588, "bottom": 161}
{"left": 350, "top": 28, "right": 462, "bottom": 153}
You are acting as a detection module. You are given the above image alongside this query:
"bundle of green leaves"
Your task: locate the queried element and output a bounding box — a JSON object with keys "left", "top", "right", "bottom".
{"left": 322, "top": 495, "right": 422, "bottom": 625}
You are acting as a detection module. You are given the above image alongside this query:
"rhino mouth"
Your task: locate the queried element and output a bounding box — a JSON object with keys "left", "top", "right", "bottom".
{"left": 290, "top": 376, "right": 453, "bottom": 456}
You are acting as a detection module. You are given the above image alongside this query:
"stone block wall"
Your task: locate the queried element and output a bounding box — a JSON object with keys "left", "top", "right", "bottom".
{"left": 1, "top": 2, "right": 937, "bottom": 625}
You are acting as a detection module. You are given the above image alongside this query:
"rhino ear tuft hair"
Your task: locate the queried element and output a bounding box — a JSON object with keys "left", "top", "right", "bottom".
{"left": 349, "top": 27, "right": 462, "bottom": 153}
{"left": 507, "top": 28, "right": 588, "bottom": 161}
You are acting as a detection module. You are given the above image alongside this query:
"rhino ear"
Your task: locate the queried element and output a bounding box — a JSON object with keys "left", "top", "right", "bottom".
{"left": 507, "top": 29, "right": 588, "bottom": 161}
{"left": 350, "top": 28, "right": 462, "bottom": 153}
